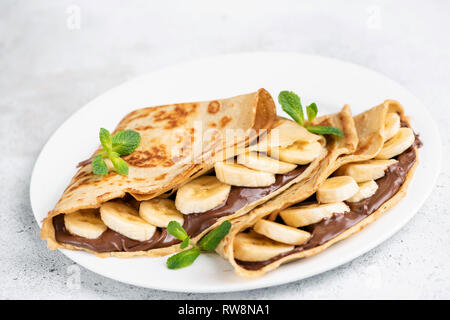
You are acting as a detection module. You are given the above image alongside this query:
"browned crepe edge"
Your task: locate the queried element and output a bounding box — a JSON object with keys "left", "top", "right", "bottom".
{"left": 130, "top": 88, "right": 277, "bottom": 201}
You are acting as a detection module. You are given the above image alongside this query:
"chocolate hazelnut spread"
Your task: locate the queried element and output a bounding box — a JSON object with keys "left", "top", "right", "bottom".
{"left": 236, "top": 135, "right": 421, "bottom": 270}
{"left": 53, "top": 166, "right": 307, "bottom": 252}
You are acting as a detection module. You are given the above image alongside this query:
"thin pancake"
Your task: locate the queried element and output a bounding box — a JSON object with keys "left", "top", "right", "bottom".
{"left": 41, "top": 89, "right": 276, "bottom": 253}
{"left": 217, "top": 100, "right": 414, "bottom": 277}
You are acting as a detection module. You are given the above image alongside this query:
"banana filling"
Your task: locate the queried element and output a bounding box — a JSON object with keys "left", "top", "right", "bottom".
{"left": 52, "top": 135, "right": 323, "bottom": 252}
{"left": 235, "top": 120, "right": 421, "bottom": 270}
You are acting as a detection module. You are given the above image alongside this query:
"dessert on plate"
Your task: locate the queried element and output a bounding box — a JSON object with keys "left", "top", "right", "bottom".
{"left": 40, "top": 88, "right": 420, "bottom": 277}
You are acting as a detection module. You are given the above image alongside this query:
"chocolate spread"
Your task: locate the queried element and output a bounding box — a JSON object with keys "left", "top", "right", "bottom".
{"left": 236, "top": 134, "right": 421, "bottom": 270}
{"left": 53, "top": 166, "right": 307, "bottom": 252}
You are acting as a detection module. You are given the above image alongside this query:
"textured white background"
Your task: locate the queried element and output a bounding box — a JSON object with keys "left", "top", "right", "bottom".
{"left": 1, "top": 0, "right": 449, "bottom": 299}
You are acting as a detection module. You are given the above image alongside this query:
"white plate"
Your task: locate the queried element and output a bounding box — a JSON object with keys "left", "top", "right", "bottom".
{"left": 30, "top": 52, "right": 441, "bottom": 293}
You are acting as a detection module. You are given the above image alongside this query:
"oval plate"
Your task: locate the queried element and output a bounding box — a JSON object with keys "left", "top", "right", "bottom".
{"left": 30, "top": 52, "right": 441, "bottom": 292}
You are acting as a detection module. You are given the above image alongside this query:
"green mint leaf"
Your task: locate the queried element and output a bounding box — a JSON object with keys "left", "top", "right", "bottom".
{"left": 306, "top": 103, "right": 318, "bottom": 123}
{"left": 167, "top": 221, "right": 188, "bottom": 241}
{"left": 167, "top": 247, "right": 201, "bottom": 269}
{"left": 307, "top": 125, "right": 345, "bottom": 137}
{"left": 111, "top": 130, "right": 141, "bottom": 156}
{"left": 278, "top": 91, "right": 304, "bottom": 125}
{"left": 99, "top": 128, "right": 112, "bottom": 152}
{"left": 92, "top": 154, "right": 108, "bottom": 175}
{"left": 198, "top": 220, "right": 232, "bottom": 251}
{"left": 180, "top": 237, "right": 190, "bottom": 249}
{"left": 277, "top": 91, "right": 345, "bottom": 139}
{"left": 110, "top": 156, "right": 129, "bottom": 175}
{"left": 91, "top": 128, "right": 140, "bottom": 176}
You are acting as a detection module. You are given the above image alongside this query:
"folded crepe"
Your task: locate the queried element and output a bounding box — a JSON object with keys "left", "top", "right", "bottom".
{"left": 217, "top": 100, "right": 420, "bottom": 277}
{"left": 41, "top": 89, "right": 360, "bottom": 259}
{"left": 41, "top": 89, "right": 278, "bottom": 257}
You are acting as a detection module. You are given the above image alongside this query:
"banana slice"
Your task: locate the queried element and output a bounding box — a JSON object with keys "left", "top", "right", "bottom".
{"left": 375, "top": 127, "right": 415, "bottom": 160}
{"left": 140, "top": 198, "right": 184, "bottom": 228}
{"left": 270, "top": 140, "right": 322, "bottom": 165}
{"left": 384, "top": 112, "right": 401, "bottom": 141}
{"left": 335, "top": 159, "right": 398, "bottom": 182}
{"left": 214, "top": 162, "right": 275, "bottom": 187}
{"left": 64, "top": 209, "right": 107, "bottom": 239}
{"left": 347, "top": 180, "right": 379, "bottom": 202}
{"left": 280, "top": 202, "right": 350, "bottom": 227}
{"left": 100, "top": 201, "right": 156, "bottom": 241}
{"left": 253, "top": 219, "right": 311, "bottom": 245}
{"left": 237, "top": 152, "right": 297, "bottom": 174}
{"left": 175, "top": 175, "right": 231, "bottom": 214}
{"left": 316, "top": 176, "right": 359, "bottom": 203}
{"left": 234, "top": 232, "right": 294, "bottom": 262}
{"left": 249, "top": 119, "right": 323, "bottom": 152}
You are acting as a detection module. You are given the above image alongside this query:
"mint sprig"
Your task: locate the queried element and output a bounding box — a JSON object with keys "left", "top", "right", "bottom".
{"left": 198, "top": 221, "right": 232, "bottom": 251}
{"left": 166, "top": 247, "right": 201, "bottom": 269}
{"left": 278, "top": 91, "right": 305, "bottom": 125}
{"left": 111, "top": 130, "right": 141, "bottom": 155}
{"left": 307, "top": 125, "right": 344, "bottom": 136}
{"left": 167, "top": 221, "right": 189, "bottom": 241}
{"left": 92, "top": 154, "right": 108, "bottom": 175}
{"left": 278, "top": 91, "right": 344, "bottom": 137}
{"left": 166, "top": 220, "right": 232, "bottom": 269}
{"left": 92, "top": 128, "right": 141, "bottom": 175}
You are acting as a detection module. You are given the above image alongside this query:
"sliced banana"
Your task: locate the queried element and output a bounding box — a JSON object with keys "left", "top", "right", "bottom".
{"left": 64, "top": 209, "right": 107, "bottom": 239}
{"left": 347, "top": 180, "right": 379, "bottom": 202}
{"left": 375, "top": 127, "right": 415, "bottom": 160}
{"left": 100, "top": 201, "right": 156, "bottom": 241}
{"left": 175, "top": 175, "right": 231, "bottom": 214}
{"left": 280, "top": 202, "right": 350, "bottom": 227}
{"left": 140, "top": 198, "right": 184, "bottom": 228}
{"left": 237, "top": 152, "right": 297, "bottom": 174}
{"left": 316, "top": 176, "right": 359, "bottom": 203}
{"left": 270, "top": 140, "right": 322, "bottom": 165}
{"left": 233, "top": 232, "right": 294, "bottom": 262}
{"left": 214, "top": 162, "right": 275, "bottom": 187}
{"left": 249, "top": 119, "right": 323, "bottom": 151}
{"left": 253, "top": 219, "right": 311, "bottom": 245}
{"left": 335, "top": 159, "right": 398, "bottom": 182}
{"left": 384, "top": 112, "right": 401, "bottom": 141}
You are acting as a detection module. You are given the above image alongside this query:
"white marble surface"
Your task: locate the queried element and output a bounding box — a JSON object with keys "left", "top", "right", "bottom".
{"left": 1, "top": 0, "right": 449, "bottom": 299}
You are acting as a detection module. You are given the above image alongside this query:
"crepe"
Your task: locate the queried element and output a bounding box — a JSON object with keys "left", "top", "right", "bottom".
{"left": 217, "top": 100, "right": 419, "bottom": 277}
{"left": 41, "top": 87, "right": 362, "bottom": 259}
{"left": 41, "top": 89, "right": 277, "bottom": 256}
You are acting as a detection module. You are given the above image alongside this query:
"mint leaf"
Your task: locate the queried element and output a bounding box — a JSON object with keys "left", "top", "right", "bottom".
{"left": 89, "top": 128, "right": 141, "bottom": 176}
{"left": 99, "top": 128, "right": 112, "bottom": 152}
{"left": 306, "top": 103, "right": 318, "bottom": 123}
{"left": 307, "top": 125, "right": 344, "bottom": 137}
{"left": 167, "top": 221, "right": 188, "bottom": 241}
{"left": 166, "top": 220, "right": 232, "bottom": 270}
{"left": 180, "top": 237, "right": 190, "bottom": 249}
{"left": 112, "top": 130, "right": 141, "bottom": 156}
{"left": 92, "top": 154, "right": 108, "bottom": 175}
{"left": 110, "top": 156, "right": 129, "bottom": 175}
{"left": 278, "top": 91, "right": 304, "bottom": 125}
{"left": 167, "top": 247, "right": 201, "bottom": 269}
{"left": 278, "top": 90, "right": 345, "bottom": 139}
{"left": 198, "top": 220, "right": 232, "bottom": 251}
